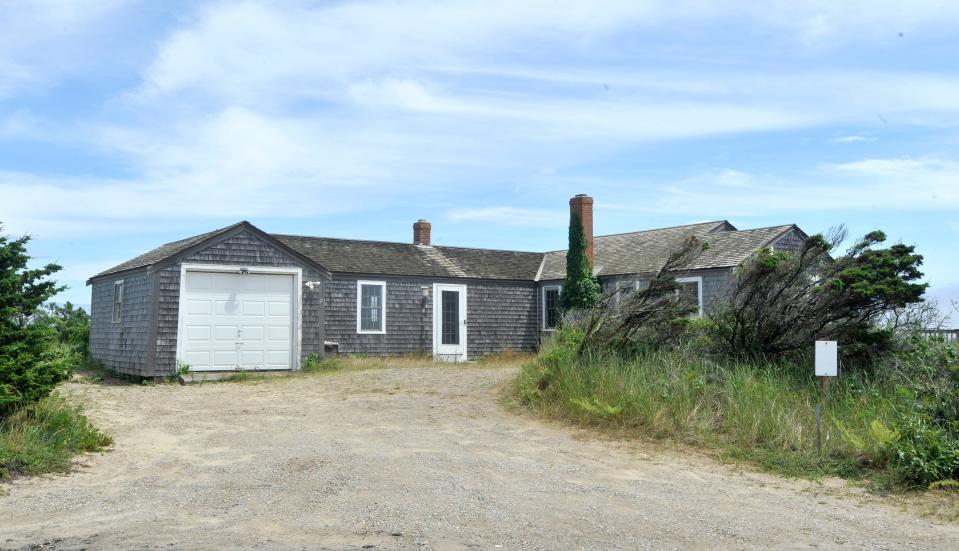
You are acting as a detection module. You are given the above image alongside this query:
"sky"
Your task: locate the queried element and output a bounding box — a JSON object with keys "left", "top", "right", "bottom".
{"left": 1, "top": 0, "right": 958, "bottom": 320}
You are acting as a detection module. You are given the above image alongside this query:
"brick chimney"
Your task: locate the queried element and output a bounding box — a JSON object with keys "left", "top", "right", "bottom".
{"left": 569, "top": 194, "right": 594, "bottom": 265}
{"left": 413, "top": 219, "right": 431, "bottom": 246}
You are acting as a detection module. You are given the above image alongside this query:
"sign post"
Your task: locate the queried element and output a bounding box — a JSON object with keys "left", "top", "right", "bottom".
{"left": 814, "top": 340, "right": 838, "bottom": 455}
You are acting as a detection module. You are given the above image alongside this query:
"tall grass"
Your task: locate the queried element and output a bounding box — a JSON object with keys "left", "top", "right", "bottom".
{"left": 515, "top": 336, "right": 913, "bottom": 481}
{"left": 0, "top": 395, "right": 112, "bottom": 480}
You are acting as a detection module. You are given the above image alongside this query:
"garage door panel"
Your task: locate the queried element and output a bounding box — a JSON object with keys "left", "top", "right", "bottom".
{"left": 214, "top": 350, "right": 238, "bottom": 366}
{"left": 186, "top": 271, "right": 217, "bottom": 291}
{"left": 180, "top": 270, "right": 295, "bottom": 372}
{"left": 267, "top": 301, "right": 289, "bottom": 316}
{"left": 184, "top": 350, "right": 211, "bottom": 369}
{"left": 185, "top": 325, "right": 211, "bottom": 341}
{"left": 262, "top": 274, "right": 293, "bottom": 292}
{"left": 213, "top": 325, "right": 238, "bottom": 341}
{"left": 215, "top": 299, "right": 242, "bottom": 315}
{"left": 267, "top": 326, "right": 289, "bottom": 341}
{"left": 240, "top": 350, "right": 265, "bottom": 366}
{"left": 186, "top": 299, "right": 212, "bottom": 315}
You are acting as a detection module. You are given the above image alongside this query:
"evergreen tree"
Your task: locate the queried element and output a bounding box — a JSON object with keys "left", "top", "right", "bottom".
{"left": 0, "top": 225, "right": 69, "bottom": 413}
{"left": 560, "top": 213, "right": 602, "bottom": 310}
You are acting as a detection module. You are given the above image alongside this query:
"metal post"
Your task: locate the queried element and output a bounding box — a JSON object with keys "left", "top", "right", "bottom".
{"left": 816, "top": 375, "right": 829, "bottom": 455}
{"left": 815, "top": 403, "right": 822, "bottom": 455}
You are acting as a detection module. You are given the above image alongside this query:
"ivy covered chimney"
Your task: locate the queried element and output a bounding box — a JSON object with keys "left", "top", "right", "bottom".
{"left": 413, "top": 219, "right": 431, "bottom": 246}
{"left": 569, "top": 194, "right": 594, "bottom": 264}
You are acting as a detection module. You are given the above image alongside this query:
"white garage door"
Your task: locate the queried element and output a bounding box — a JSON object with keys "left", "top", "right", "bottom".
{"left": 180, "top": 270, "right": 295, "bottom": 371}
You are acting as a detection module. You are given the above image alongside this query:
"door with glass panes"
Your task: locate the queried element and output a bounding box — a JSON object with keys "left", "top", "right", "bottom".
{"left": 432, "top": 283, "right": 467, "bottom": 361}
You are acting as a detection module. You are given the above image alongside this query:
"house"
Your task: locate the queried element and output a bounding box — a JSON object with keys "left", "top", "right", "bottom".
{"left": 87, "top": 194, "right": 807, "bottom": 377}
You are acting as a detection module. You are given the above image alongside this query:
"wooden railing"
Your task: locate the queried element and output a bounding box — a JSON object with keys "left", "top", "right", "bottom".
{"left": 922, "top": 329, "right": 959, "bottom": 343}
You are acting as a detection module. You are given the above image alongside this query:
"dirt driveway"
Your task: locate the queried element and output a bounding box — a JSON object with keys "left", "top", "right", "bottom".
{"left": 2, "top": 366, "right": 957, "bottom": 550}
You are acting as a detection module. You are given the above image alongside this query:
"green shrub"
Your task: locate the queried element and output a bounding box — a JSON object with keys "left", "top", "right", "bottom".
{"left": 302, "top": 353, "right": 344, "bottom": 373}
{"left": 0, "top": 395, "right": 112, "bottom": 479}
{"left": 0, "top": 227, "right": 71, "bottom": 413}
{"left": 886, "top": 413, "right": 959, "bottom": 487}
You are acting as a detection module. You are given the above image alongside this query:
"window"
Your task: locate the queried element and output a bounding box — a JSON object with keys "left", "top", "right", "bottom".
{"left": 542, "top": 285, "right": 561, "bottom": 330}
{"left": 675, "top": 276, "right": 703, "bottom": 318}
{"left": 357, "top": 280, "right": 386, "bottom": 334}
{"left": 112, "top": 281, "right": 124, "bottom": 323}
{"left": 441, "top": 290, "right": 460, "bottom": 344}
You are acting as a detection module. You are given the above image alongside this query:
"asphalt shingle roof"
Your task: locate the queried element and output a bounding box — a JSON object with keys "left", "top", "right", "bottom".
{"left": 92, "top": 228, "right": 224, "bottom": 278}
{"left": 273, "top": 235, "right": 544, "bottom": 280}
{"left": 92, "top": 219, "right": 800, "bottom": 282}
{"left": 538, "top": 222, "right": 795, "bottom": 280}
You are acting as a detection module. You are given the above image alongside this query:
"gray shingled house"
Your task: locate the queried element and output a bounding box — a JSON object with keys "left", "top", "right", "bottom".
{"left": 87, "top": 194, "right": 807, "bottom": 377}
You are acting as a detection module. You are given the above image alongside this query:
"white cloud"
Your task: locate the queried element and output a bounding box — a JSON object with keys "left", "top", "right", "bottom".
{"left": 4, "top": 0, "right": 959, "bottom": 242}
{"left": 832, "top": 134, "right": 877, "bottom": 143}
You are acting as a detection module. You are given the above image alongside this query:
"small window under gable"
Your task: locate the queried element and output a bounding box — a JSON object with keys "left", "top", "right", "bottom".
{"left": 543, "top": 285, "right": 562, "bottom": 330}
{"left": 357, "top": 280, "right": 386, "bottom": 334}
{"left": 112, "top": 281, "right": 124, "bottom": 324}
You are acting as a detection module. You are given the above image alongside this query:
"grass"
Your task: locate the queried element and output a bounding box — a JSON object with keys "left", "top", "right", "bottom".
{"left": 514, "top": 341, "right": 921, "bottom": 485}
{"left": 0, "top": 395, "right": 112, "bottom": 481}
{"left": 215, "top": 350, "right": 533, "bottom": 384}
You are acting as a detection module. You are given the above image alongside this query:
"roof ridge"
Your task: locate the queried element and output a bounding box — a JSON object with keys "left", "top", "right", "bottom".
{"left": 593, "top": 220, "right": 729, "bottom": 240}
{"left": 272, "top": 233, "right": 544, "bottom": 254}
{"left": 722, "top": 223, "right": 795, "bottom": 234}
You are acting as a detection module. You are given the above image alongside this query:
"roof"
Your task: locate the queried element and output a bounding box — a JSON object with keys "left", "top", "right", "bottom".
{"left": 273, "top": 235, "right": 544, "bottom": 280}
{"left": 538, "top": 221, "right": 797, "bottom": 280}
{"left": 92, "top": 227, "right": 226, "bottom": 278}
{"left": 91, "top": 219, "right": 803, "bottom": 283}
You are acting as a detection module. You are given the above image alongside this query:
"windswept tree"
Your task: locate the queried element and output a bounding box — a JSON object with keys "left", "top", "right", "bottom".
{"left": 710, "top": 227, "right": 927, "bottom": 360}
{"left": 560, "top": 212, "right": 602, "bottom": 310}
{"left": 579, "top": 236, "right": 707, "bottom": 352}
{"left": 0, "top": 225, "right": 70, "bottom": 413}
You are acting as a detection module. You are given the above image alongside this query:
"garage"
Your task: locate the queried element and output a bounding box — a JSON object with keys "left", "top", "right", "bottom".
{"left": 177, "top": 266, "right": 300, "bottom": 371}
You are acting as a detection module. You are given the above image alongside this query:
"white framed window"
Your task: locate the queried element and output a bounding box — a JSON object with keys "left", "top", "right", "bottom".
{"left": 542, "top": 285, "right": 562, "bottom": 330}
{"left": 357, "top": 280, "right": 386, "bottom": 334}
{"left": 112, "top": 280, "right": 124, "bottom": 323}
{"left": 675, "top": 276, "right": 703, "bottom": 318}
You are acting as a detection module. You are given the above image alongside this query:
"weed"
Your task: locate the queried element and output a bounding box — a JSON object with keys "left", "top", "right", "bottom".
{"left": 0, "top": 395, "right": 112, "bottom": 480}
{"left": 514, "top": 337, "right": 938, "bottom": 486}
{"left": 302, "top": 354, "right": 344, "bottom": 373}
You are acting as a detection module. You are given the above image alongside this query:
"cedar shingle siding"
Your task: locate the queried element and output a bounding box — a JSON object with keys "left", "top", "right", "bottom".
{"left": 89, "top": 268, "right": 153, "bottom": 376}
{"left": 325, "top": 276, "right": 538, "bottom": 357}
{"left": 88, "top": 218, "right": 808, "bottom": 376}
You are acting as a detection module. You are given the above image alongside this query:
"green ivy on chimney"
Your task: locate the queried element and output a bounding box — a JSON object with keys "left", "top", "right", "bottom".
{"left": 560, "top": 212, "right": 602, "bottom": 310}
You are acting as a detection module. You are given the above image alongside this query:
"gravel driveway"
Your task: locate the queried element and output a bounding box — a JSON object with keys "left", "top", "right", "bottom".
{"left": 2, "top": 365, "right": 957, "bottom": 550}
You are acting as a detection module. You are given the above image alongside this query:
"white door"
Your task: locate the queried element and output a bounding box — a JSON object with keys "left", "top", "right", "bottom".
{"left": 433, "top": 283, "right": 467, "bottom": 361}
{"left": 180, "top": 270, "right": 294, "bottom": 371}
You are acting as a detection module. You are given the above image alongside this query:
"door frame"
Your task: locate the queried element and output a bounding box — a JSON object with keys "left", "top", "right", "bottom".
{"left": 175, "top": 264, "right": 303, "bottom": 372}
{"left": 432, "top": 283, "right": 467, "bottom": 362}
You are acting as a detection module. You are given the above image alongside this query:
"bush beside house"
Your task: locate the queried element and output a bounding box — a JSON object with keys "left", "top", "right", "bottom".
{"left": 0, "top": 225, "right": 110, "bottom": 481}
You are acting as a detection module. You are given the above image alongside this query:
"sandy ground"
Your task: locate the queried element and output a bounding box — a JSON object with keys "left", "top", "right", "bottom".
{"left": 1, "top": 365, "right": 958, "bottom": 551}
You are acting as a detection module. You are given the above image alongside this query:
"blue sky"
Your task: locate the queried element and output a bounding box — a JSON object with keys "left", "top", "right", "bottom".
{"left": 2, "top": 1, "right": 958, "bottom": 318}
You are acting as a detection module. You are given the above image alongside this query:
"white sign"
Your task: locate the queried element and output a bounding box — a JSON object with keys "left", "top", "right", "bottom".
{"left": 815, "top": 340, "right": 838, "bottom": 377}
